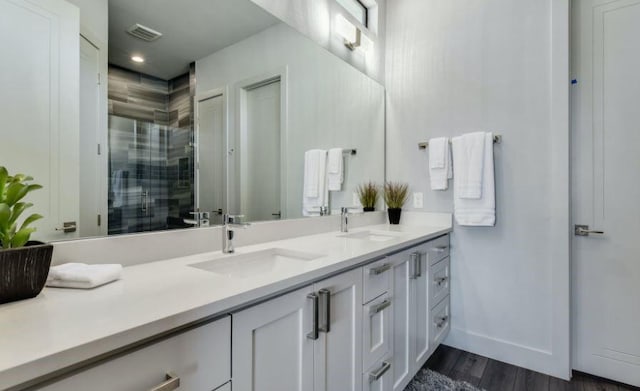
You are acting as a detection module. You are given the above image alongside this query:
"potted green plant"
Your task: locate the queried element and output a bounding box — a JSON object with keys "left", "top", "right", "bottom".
{"left": 0, "top": 166, "right": 52, "bottom": 304}
{"left": 357, "top": 182, "right": 379, "bottom": 212}
{"left": 384, "top": 182, "right": 409, "bottom": 225}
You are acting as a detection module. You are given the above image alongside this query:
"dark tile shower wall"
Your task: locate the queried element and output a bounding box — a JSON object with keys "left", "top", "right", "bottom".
{"left": 107, "top": 65, "right": 196, "bottom": 235}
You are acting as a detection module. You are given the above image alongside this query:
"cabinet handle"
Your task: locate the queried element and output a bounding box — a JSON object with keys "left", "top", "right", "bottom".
{"left": 370, "top": 299, "right": 391, "bottom": 316}
{"left": 318, "top": 289, "right": 331, "bottom": 333}
{"left": 435, "top": 315, "right": 449, "bottom": 329}
{"left": 432, "top": 246, "right": 448, "bottom": 253}
{"left": 435, "top": 276, "right": 448, "bottom": 286}
{"left": 369, "top": 361, "right": 391, "bottom": 382}
{"left": 369, "top": 263, "right": 391, "bottom": 275}
{"left": 306, "top": 293, "right": 319, "bottom": 340}
{"left": 409, "top": 252, "right": 419, "bottom": 279}
{"left": 150, "top": 373, "right": 180, "bottom": 391}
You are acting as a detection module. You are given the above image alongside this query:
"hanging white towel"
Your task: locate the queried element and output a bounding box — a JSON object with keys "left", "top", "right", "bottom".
{"left": 112, "top": 170, "right": 124, "bottom": 207}
{"left": 46, "top": 263, "right": 123, "bottom": 289}
{"left": 428, "top": 137, "right": 452, "bottom": 190}
{"left": 452, "top": 132, "right": 485, "bottom": 199}
{"left": 453, "top": 132, "right": 495, "bottom": 226}
{"left": 327, "top": 148, "right": 344, "bottom": 191}
{"left": 303, "top": 150, "right": 328, "bottom": 216}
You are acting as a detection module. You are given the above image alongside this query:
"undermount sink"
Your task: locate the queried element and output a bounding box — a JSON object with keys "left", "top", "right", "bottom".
{"left": 190, "top": 248, "right": 323, "bottom": 278}
{"left": 338, "top": 230, "right": 401, "bottom": 242}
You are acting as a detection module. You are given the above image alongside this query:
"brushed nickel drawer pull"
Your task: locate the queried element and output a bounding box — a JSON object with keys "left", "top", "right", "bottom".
{"left": 369, "top": 361, "right": 391, "bottom": 382}
{"left": 306, "top": 293, "right": 319, "bottom": 340}
{"left": 435, "top": 315, "right": 449, "bottom": 329}
{"left": 409, "top": 252, "right": 421, "bottom": 278}
{"left": 318, "top": 289, "right": 331, "bottom": 333}
{"left": 150, "top": 373, "right": 180, "bottom": 391}
{"left": 369, "top": 263, "right": 391, "bottom": 275}
{"left": 370, "top": 299, "right": 391, "bottom": 316}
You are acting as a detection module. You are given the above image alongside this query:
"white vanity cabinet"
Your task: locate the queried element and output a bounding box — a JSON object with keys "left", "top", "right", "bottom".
{"left": 38, "top": 316, "right": 231, "bottom": 391}
{"left": 391, "top": 235, "right": 451, "bottom": 391}
{"left": 232, "top": 268, "right": 363, "bottom": 391}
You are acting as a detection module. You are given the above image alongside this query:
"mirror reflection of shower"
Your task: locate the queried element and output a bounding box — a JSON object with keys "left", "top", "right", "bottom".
{"left": 108, "top": 115, "right": 196, "bottom": 235}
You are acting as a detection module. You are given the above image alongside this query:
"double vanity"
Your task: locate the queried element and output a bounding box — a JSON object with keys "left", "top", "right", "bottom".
{"left": 0, "top": 219, "right": 451, "bottom": 391}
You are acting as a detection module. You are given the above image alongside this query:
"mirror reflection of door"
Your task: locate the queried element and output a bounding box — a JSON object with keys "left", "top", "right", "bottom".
{"left": 242, "top": 79, "right": 282, "bottom": 222}
{"left": 196, "top": 93, "right": 226, "bottom": 226}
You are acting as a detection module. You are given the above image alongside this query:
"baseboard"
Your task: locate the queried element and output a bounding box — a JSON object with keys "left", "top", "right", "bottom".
{"left": 444, "top": 327, "right": 570, "bottom": 380}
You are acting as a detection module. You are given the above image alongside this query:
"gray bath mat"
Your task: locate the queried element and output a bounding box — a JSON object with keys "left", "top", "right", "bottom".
{"left": 405, "top": 369, "right": 483, "bottom": 391}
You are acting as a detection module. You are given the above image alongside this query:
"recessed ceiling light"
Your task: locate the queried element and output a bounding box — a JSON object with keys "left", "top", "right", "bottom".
{"left": 131, "top": 55, "right": 145, "bottom": 63}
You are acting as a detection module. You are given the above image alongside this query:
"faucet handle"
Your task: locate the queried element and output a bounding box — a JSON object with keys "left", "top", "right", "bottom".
{"left": 224, "top": 214, "right": 245, "bottom": 224}
{"left": 341, "top": 206, "right": 361, "bottom": 215}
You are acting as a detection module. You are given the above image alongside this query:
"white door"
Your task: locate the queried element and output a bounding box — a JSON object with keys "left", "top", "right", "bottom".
{"left": 197, "top": 93, "right": 225, "bottom": 224}
{"left": 0, "top": 0, "right": 79, "bottom": 241}
{"left": 232, "top": 286, "right": 315, "bottom": 391}
{"left": 313, "top": 269, "right": 363, "bottom": 391}
{"left": 572, "top": 0, "right": 640, "bottom": 386}
{"left": 242, "top": 80, "right": 282, "bottom": 222}
{"left": 79, "top": 35, "right": 103, "bottom": 237}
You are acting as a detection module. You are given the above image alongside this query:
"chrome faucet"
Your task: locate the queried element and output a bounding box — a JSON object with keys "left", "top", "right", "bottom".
{"left": 222, "top": 214, "right": 251, "bottom": 254}
{"left": 341, "top": 207, "right": 359, "bottom": 233}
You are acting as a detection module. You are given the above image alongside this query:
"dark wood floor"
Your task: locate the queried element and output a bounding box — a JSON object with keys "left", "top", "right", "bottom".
{"left": 424, "top": 345, "right": 639, "bottom": 391}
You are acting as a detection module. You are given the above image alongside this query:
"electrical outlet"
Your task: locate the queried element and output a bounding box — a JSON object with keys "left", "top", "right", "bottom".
{"left": 413, "top": 192, "right": 424, "bottom": 208}
{"left": 353, "top": 192, "right": 361, "bottom": 207}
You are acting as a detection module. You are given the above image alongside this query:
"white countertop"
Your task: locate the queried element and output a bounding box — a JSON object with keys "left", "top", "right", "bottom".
{"left": 0, "top": 223, "right": 451, "bottom": 389}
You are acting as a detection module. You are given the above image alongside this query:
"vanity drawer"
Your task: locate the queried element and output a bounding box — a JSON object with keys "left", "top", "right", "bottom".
{"left": 363, "top": 257, "right": 392, "bottom": 304}
{"left": 38, "top": 316, "right": 231, "bottom": 391}
{"left": 426, "top": 235, "right": 450, "bottom": 265}
{"left": 429, "top": 257, "right": 450, "bottom": 309}
{"left": 430, "top": 296, "right": 451, "bottom": 347}
{"left": 363, "top": 293, "right": 393, "bottom": 370}
{"left": 363, "top": 355, "right": 393, "bottom": 391}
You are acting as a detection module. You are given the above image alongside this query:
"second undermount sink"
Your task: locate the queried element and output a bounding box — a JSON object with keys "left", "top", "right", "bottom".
{"left": 190, "top": 248, "right": 324, "bottom": 278}
{"left": 338, "top": 230, "right": 401, "bottom": 242}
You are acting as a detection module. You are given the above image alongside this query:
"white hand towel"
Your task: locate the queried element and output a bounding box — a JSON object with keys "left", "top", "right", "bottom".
{"left": 429, "top": 137, "right": 453, "bottom": 190}
{"left": 452, "top": 132, "right": 485, "bottom": 199}
{"left": 453, "top": 132, "right": 495, "bottom": 226}
{"left": 46, "top": 263, "right": 123, "bottom": 289}
{"left": 327, "top": 148, "right": 344, "bottom": 191}
{"left": 303, "top": 150, "right": 328, "bottom": 216}
{"left": 304, "top": 150, "right": 326, "bottom": 198}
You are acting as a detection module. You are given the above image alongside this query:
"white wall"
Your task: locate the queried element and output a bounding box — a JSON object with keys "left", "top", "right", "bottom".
{"left": 196, "top": 23, "right": 385, "bottom": 219}
{"left": 65, "top": 0, "right": 107, "bottom": 44}
{"left": 385, "top": 0, "right": 570, "bottom": 379}
{"left": 249, "top": 0, "right": 386, "bottom": 84}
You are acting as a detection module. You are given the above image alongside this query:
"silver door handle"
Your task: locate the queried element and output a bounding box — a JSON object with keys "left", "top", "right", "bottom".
{"left": 369, "top": 263, "right": 391, "bottom": 275}
{"left": 575, "top": 225, "right": 605, "bottom": 236}
{"left": 150, "top": 373, "right": 180, "bottom": 391}
{"left": 306, "top": 293, "right": 319, "bottom": 340}
{"left": 318, "top": 289, "right": 331, "bottom": 333}
{"left": 409, "top": 252, "right": 421, "bottom": 278}
{"left": 369, "top": 361, "right": 391, "bottom": 382}
{"left": 370, "top": 299, "right": 391, "bottom": 316}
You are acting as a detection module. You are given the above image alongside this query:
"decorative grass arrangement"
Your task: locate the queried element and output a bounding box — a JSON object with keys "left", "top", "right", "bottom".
{"left": 383, "top": 182, "right": 409, "bottom": 209}
{"left": 357, "top": 182, "right": 379, "bottom": 211}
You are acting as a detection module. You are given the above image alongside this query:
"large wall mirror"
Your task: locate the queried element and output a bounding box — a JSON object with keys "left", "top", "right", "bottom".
{"left": 0, "top": 0, "right": 385, "bottom": 242}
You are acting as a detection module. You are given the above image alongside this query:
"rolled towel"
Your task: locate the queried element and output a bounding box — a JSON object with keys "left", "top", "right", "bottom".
{"left": 46, "top": 263, "right": 123, "bottom": 289}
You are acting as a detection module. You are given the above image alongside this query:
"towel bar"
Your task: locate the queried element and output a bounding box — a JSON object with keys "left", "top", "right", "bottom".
{"left": 418, "top": 135, "right": 502, "bottom": 150}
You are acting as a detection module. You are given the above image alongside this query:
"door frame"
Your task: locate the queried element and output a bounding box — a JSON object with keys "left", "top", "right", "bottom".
{"left": 195, "top": 87, "right": 229, "bottom": 220}
{"left": 234, "top": 67, "right": 289, "bottom": 220}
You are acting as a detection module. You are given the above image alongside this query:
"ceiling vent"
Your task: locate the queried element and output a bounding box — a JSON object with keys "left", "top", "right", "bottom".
{"left": 126, "top": 24, "right": 163, "bottom": 42}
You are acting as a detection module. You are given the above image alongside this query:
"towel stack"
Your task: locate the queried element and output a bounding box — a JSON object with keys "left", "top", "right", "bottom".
{"left": 46, "top": 263, "right": 123, "bottom": 289}
{"left": 452, "top": 132, "right": 495, "bottom": 226}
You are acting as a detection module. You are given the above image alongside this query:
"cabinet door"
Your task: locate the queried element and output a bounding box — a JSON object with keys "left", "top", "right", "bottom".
{"left": 232, "top": 286, "right": 315, "bottom": 391}
{"left": 413, "top": 247, "right": 431, "bottom": 369}
{"left": 391, "top": 251, "right": 414, "bottom": 391}
{"left": 314, "top": 268, "right": 363, "bottom": 391}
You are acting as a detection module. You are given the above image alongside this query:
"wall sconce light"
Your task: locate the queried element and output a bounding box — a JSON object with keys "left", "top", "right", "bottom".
{"left": 336, "top": 14, "right": 371, "bottom": 52}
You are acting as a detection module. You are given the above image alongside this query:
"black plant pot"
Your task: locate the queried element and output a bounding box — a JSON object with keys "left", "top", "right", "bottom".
{"left": 363, "top": 207, "right": 375, "bottom": 212}
{"left": 387, "top": 208, "right": 402, "bottom": 225}
{"left": 0, "top": 241, "right": 53, "bottom": 304}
